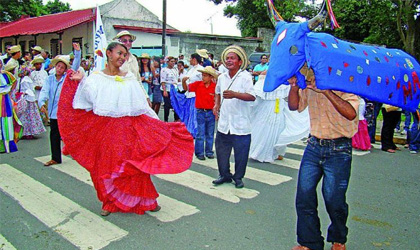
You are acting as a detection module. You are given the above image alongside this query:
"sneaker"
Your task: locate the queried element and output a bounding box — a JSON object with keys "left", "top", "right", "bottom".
{"left": 400, "top": 130, "right": 407, "bottom": 135}
{"left": 410, "top": 151, "right": 418, "bottom": 154}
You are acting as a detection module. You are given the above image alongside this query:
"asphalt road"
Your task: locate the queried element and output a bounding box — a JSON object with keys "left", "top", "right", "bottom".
{"left": 1, "top": 120, "right": 419, "bottom": 250}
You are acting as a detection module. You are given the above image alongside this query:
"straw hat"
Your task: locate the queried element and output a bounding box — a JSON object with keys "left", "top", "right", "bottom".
{"left": 139, "top": 53, "right": 151, "bottom": 59}
{"left": 113, "top": 30, "right": 136, "bottom": 41}
{"left": 198, "top": 66, "right": 218, "bottom": 79}
{"left": 9, "top": 45, "right": 21, "bottom": 54}
{"left": 220, "top": 45, "right": 249, "bottom": 71}
{"left": 4, "top": 59, "right": 19, "bottom": 72}
{"left": 32, "top": 46, "right": 43, "bottom": 53}
{"left": 51, "top": 55, "right": 70, "bottom": 68}
{"left": 31, "top": 56, "right": 45, "bottom": 65}
{"left": 196, "top": 49, "right": 209, "bottom": 59}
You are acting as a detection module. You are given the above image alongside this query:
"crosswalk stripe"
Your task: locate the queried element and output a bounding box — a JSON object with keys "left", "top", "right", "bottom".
{"left": 0, "top": 234, "right": 17, "bottom": 250}
{"left": 270, "top": 158, "right": 301, "bottom": 169}
{"left": 34, "top": 156, "right": 200, "bottom": 223}
{"left": 156, "top": 171, "right": 259, "bottom": 203}
{"left": 192, "top": 158, "right": 292, "bottom": 186}
{"left": 0, "top": 164, "right": 128, "bottom": 250}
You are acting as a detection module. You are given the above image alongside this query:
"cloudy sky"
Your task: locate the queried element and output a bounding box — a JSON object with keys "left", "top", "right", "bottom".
{"left": 45, "top": 0, "right": 242, "bottom": 36}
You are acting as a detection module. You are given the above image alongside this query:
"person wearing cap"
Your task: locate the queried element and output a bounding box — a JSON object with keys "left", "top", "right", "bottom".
{"left": 5, "top": 45, "right": 22, "bottom": 80}
{"left": 30, "top": 56, "right": 48, "bottom": 101}
{"left": 31, "top": 46, "right": 43, "bottom": 57}
{"left": 38, "top": 43, "right": 81, "bottom": 167}
{"left": 196, "top": 49, "right": 212, "bottom": 67}
{"left": 161, "top": 56, "right": 180, "bottom": 122}
{"left": 288, "top": 65, "right": 358, "bottom": 250}
{"left": 182, "top": 66, "right": 217, "bottom": 160}
{"left": 212, "top": 45, "right": 256, "bottom": 189}
{"left": 114, "top": 30, "right": 150, "bottom": 105}
{"left": 1, "top": 63, "right": 23, "bottom": 153}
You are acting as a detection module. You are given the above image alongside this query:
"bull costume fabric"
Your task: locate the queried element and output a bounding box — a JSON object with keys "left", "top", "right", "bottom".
{"left": 264, "top": 1, "right": 420, "bottom": 112}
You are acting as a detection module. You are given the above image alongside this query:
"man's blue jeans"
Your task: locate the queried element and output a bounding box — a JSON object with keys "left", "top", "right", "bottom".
{"left": 296, "top": 137, "right": 352, "bottom": 250}
{"left": 215, "top": 131, "right": 251, "bottom": 181}
{"left": 195, "top": 109, "right": 215, "bottom": 157}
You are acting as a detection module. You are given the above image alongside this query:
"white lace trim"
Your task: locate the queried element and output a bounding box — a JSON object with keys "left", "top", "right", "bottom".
{"left": 73, "top": 71, "right": 154, "bottom": 118}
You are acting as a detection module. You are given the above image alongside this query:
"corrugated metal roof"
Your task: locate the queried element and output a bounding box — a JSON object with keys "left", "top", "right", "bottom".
{"left": 0, "top": 9, "right": 95, "bottom": 38}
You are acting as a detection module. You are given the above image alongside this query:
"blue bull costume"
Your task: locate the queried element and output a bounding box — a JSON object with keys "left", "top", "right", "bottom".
{"left": 264, "top": 0, "right": 420, "bottom": 112}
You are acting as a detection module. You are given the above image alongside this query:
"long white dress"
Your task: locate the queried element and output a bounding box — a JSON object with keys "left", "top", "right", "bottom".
{"left": 250, "top": 75, "right": 310, "bottom": 163}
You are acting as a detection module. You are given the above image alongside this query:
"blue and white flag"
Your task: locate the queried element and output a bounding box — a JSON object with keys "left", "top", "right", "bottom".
{"left": 93, "top": 6, "right": 107, "bottom": 72}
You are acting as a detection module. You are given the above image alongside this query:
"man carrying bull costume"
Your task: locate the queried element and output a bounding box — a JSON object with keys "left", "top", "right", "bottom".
{"left": 289, "top": 65, "right": 358, "bottom": 250}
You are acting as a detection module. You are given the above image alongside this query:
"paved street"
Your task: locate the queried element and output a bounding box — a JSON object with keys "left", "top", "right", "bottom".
{"left": 1, "top": 122, "right": 419, "bottom": 250}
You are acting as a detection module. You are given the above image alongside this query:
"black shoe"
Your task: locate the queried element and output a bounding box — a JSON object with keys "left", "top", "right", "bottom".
{"left": 212, "top": 176, "right": 232, "bottom": 185}
{"left": 196, "top": 155, "right": 206, "bottom": 160}
{"left": 234, "top": 179, "right": 244, "bottom": 189}
{"left": 206, "top": 155, "right": 215, "bottom": 159}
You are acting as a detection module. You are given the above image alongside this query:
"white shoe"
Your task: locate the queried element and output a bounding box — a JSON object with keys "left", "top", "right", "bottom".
{"left": 410, "top": 151, "right": 418, "bottom": 154}
{"left": 400, "top": 130, "right": 407, "bottom": 135}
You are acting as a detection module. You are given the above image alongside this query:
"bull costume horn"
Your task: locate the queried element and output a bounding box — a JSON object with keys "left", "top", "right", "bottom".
{"left": 266, "top": 0, "right": 339, "bottom": 30}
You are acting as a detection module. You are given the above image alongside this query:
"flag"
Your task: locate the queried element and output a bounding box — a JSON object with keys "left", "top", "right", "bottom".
{"left": 93, "top": 6, "right": 107, "bottom": 72}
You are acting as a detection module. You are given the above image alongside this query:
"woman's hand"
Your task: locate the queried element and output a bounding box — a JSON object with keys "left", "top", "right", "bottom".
{"left": 72, "top": 43, "right": 81, "bottom": 51}
{"left": 70, "top": 70, "right": 84, "bottom": 82}
{"left": 163, "top": 90, "right": 168, "bottom": 97}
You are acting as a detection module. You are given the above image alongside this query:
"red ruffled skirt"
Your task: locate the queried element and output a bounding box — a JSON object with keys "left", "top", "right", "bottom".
{"left": 57, "top": 72, "right": 194, "bottom": 214}
{"left": 352, "top": 119, "right": 371, "bottom": 151}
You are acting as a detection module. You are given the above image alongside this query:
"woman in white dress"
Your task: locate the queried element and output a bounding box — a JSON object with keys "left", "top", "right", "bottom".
{"left": 250, "top": 72, "right": 310, "bottom": 163}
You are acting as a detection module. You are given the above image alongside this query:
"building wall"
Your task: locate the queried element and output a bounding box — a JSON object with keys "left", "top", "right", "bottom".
{"left": 178, "top": 34, "right": 262, "bottom": 61}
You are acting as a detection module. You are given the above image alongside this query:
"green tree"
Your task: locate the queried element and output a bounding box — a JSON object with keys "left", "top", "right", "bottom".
{"left": 209, "top": 0, "right": 318, "bottom": 37}
{"left": 0, "top": 0, "right": 71, "bottom": 22}
{"left": 45, "top": 0, "right": 71, "bottom": 14}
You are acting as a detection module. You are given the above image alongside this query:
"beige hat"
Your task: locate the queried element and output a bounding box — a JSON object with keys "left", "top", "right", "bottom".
{"left": 9, "top": 45, "right": 21, "bottom": 54}
{"left": 198, "top": 66, "right": 218, "bottom": 79}
{"left": 114, "top": 30, "right": 136, "bottom": 41}
{"left": 196, "top": 49, "right": 209, "bottom": 59}
{"left": 4, "top": 59, "right": 19, "bottom": 72}
{"left": 32, "top": 46, "right": 43, "bottom": 53}
{"left": 139, "top": 53, "right": 151, "bottom": 59}
{"left": 221, "top": 45, "right": 249, "bottom": 71}
{"left": 31, "top": 56, "right": 45, "bottom": 65}
{"left": 51, "top": 55, "right": 70, "bottom": 68}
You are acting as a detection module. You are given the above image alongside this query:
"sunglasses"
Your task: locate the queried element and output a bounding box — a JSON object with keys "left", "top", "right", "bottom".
{"left": 119, "top": 39, "right": 134, "bottom": 43}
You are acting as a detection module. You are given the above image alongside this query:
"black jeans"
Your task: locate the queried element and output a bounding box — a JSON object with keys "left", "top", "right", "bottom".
{"left": 49, "top": 119, "right": 62, "bottom": 163}
{"left": 163, "top": 92, "right": 179, "bottom": 122}
{"left": 381, "top": 108, "right": 401, "bottom": 151}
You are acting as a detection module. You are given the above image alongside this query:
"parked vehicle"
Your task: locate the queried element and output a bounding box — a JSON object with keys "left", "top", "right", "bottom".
{"left": 248, "top": 52, "right": 270, "bottom": 70}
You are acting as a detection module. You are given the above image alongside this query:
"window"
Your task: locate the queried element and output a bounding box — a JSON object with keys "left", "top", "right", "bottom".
{"left": 50, "top": 39, "right": 59, "bottom": 57}
{"left": 19, "top": 41, "right": 26, "bottom": 53}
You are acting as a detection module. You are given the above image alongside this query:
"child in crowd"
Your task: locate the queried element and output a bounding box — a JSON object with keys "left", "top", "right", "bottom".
{"left": 16, "top": 66, "right": 46, "bottom": 139}
{"left": 182, "top": 66, "right": 217, "bottom": 160}
{"left": 352, "top": 97, "right": 371, "bottom": 151}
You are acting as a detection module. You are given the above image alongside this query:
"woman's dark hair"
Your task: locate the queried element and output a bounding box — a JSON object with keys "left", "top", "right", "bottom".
{"left": 177, "top": 61, "right": 184, "bottom": 66}
{"left": 140, "top": 55, "right": 152, "bottom": 76}
{"left": 106, "top": 42, "right": 128, "bottom": 62}
{"left": 190, "top": 53, "right": 202, "bottom": 64}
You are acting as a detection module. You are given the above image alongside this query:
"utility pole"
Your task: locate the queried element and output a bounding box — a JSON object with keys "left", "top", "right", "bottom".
{"left": 162, "top": 0, "right": 167, "bottom": 57}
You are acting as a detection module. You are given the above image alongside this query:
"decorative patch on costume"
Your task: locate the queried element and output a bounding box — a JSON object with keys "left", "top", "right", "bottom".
{"left": 277, "top": 29, "right": 287, "bottom": 45}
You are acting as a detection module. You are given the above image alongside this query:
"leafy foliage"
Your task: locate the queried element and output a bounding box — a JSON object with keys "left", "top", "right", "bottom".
{"left": 209, "top": 0, "right": 419, "bottom": 59}
{"left": 0, "top": 0, "right": 71, "bottom": 22}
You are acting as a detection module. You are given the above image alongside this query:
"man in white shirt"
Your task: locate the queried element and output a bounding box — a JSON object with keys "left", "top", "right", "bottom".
{"left": 29, "top": 56, "right": 48, "bottom": 101}
{"left": 212, "top": 45, "right": 255, "bottom": 188}
{"left": 113, "top": 30, "right": 150, "bottom": 106}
